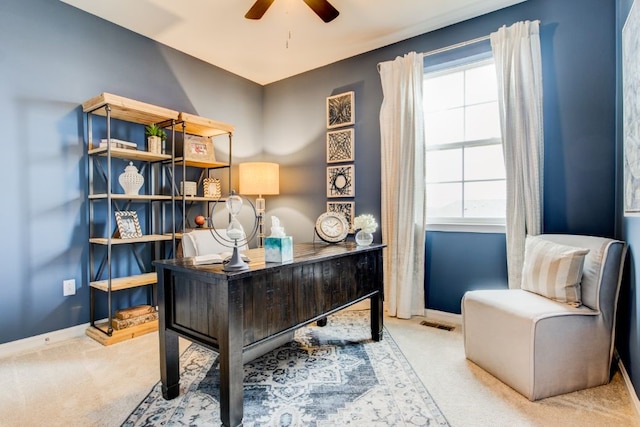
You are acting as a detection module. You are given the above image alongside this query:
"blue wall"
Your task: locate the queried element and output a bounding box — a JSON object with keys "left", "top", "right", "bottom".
{"left": 426, "top": 232, "right": 508, "bottom": 313}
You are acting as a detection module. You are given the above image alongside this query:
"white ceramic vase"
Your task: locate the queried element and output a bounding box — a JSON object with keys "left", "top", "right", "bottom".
{"left": 119, "top": 162, "right": 144, "bottom": 195}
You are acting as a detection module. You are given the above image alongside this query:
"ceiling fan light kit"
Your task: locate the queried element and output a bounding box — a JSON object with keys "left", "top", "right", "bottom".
{"left": 245, "top": 0, "right": 339, "bottom": 23}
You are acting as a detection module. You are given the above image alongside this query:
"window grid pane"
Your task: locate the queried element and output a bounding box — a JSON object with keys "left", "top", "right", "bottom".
{"left": 424, "top": 59, "right": 505, "bottom": 223}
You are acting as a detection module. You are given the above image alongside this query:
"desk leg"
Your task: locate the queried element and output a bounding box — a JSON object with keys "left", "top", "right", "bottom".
{"left": 218, "top": 282, "right": 244, "bottom": 427}
{"left": 371, "top": 292, "right": 383, "bottom": 341}
{"left": 158, "top": 267, "right": 180, "bottom": 400}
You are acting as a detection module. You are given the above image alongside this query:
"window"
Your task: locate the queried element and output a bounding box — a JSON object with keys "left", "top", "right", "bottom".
{"left": 424, "top": 58, "right": 505, "bottom": 226}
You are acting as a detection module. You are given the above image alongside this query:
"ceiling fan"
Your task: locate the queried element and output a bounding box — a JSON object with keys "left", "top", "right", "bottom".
{"left": 245, "top": 0, "right": 340, "bottom": 23}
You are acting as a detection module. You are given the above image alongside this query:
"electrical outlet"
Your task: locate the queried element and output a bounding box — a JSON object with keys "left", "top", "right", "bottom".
{"left": 63, "top": 279, "right": 76, "bottom": 296}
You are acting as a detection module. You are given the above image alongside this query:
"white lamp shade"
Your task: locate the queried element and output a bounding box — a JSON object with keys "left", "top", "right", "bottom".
{"left": 239, "top": 162, "right": 280, "bottom": 195}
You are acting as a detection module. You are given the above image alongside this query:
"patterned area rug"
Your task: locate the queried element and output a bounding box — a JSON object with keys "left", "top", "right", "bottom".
{"left": 123, "top": 311, "right": 449, "bottom": 426}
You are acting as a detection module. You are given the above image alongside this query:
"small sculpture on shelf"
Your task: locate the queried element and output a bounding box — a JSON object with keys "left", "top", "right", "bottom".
{"left": 194, "top": 215, "right": 206, "bottom": 228}
{"left": 118, "top": 162, "right": 144, "bottom": 195}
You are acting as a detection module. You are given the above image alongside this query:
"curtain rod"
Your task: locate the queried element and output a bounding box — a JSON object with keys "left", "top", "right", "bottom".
{"left": 421, "top": 34, "right": 490, "bottom": 57}
{"left": 420, "top": 20, "right": 541, "bottom": 58}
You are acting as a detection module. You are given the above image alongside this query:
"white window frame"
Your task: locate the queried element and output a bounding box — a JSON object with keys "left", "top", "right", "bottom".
{"left": 424, "top": 58, "right": 505, "bottom": 233}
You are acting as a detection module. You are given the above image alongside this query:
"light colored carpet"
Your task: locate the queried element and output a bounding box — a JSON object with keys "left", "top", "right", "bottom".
{"left": 0, "top": 311, "right": 638, "bottom": 426}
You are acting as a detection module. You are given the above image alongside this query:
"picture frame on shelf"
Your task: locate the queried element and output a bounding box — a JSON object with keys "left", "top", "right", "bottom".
{"left": 180, "top": 134, "right": 216, "bottom": 164}
{"left": 327, "top": 128, "right": 354, "bottom": 163}
{"left": 327, "top": 201, "right": 355, "bottom": 233}
{"left": 203, "top": 177, "right": 222, "bottom": 198}
{"left": 327, "top": 164, "right": 355, "bottom": 198}
{"left": 115, "top": 211, "right": 143, "bottom": 239}
{"left": 326, "top": 91, "right": 355, "bottom": 129}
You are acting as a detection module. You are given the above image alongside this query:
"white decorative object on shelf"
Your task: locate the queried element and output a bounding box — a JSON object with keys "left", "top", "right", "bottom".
{"left": 180, "top": 181, "right": 197, "bottom": 196}
{"left": 99, "top": 138, "right": 137, "bottom": 150}
{"left": 118, "top": 162, "right": 144, "bottom": 195}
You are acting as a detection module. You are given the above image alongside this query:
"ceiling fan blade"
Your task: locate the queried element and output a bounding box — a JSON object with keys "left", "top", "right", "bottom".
{"left": 302, "top": 0, "right": 340, "bottom": 23}
{"left": 245, "top": 0, "right": 276, "bottom": 20}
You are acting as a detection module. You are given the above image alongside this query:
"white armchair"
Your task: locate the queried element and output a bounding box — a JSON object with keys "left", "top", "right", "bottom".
{"left": 462, "top": 234, "right": 627, "bottom": 400}
{"left": 181, "top": 228, "right": 248, "bottom": 258}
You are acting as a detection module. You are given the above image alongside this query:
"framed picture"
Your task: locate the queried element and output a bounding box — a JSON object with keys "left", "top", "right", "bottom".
{"left": 115, "top": 211, "right": 142, "bottom": 239}
{"left": 624, "top": 0, "right": 640, "bottom": 214}
{"left": 327, "top": 128, "right": 354, "bottom": 163}
{"left": 327, "top": 201, "right": 355, "bottom": 233}
{"left": 203, "top": 177, "right": 222, "bottom": 198}
{"left": 327, "top": 164, "right": 355, "bottom": 198}
{"left": 181, "top": 134, "right": 216, "bottom": 164}
{"left": 327, "top": 91, "right": 355, "bottom": 129}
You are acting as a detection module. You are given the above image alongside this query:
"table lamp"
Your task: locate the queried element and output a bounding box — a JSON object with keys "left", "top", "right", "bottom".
{"left": 239, "top": 162, "right": 280, "bottom": 247}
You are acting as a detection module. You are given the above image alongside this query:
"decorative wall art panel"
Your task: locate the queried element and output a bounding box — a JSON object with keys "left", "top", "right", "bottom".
{"left": 327, "top": 165, "right": 355, "bottom": 198}
{"left": 327, "top": 128, "right": 355, "bottom": 163}
{"left": 624, "top": 0, "right": 640, "bottom": 213}
{"left": 327, "top": 91, "right": 355, "bottom": 129}
{"left": 327, "top": 201, "right": 355, "bottom": 233}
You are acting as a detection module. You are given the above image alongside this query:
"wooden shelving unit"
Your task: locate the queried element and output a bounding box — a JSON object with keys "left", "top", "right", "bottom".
{"left": 174, "top": 111, "right": 234, "bottom": 231}
{"left": 84, "top": 92, "right": 234, "bottom": 345}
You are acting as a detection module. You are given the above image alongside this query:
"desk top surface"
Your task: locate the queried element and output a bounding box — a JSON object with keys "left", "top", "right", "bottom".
{"left": 154, "top": 242, "right": 385, "bottom": 279}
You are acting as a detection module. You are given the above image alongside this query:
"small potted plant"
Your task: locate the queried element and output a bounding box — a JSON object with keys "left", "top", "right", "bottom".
{"left": 145, "top": 124, "right": 166, "bottom": 154}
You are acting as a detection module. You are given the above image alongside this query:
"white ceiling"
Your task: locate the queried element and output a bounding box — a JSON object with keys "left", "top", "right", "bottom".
{"left": 60, "top": 0, "right": 525, "bottom": 85}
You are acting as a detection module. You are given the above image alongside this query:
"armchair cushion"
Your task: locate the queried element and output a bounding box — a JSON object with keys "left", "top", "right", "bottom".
{"left": 521, "top": 236, "right": 589, "bottom": 307}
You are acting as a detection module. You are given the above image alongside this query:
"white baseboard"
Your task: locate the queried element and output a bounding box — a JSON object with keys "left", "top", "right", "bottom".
{"left": 0, "top": 322, "right": 89, "bottom": 359}
{"left": 616, "top": 350, "right": 640, "bottom": 419}
{"left": 424, "top": 309, "right": 462, "bottom": 326}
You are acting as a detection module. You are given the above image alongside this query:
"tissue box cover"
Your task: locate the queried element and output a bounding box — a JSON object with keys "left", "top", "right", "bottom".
{"left": 265, "top": 236, "right": 293, "bottom": 263}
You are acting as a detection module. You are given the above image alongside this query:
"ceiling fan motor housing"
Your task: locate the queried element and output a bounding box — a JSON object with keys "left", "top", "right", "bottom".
{"left": 245, "top": 0, "right": 339, "bottom": 23}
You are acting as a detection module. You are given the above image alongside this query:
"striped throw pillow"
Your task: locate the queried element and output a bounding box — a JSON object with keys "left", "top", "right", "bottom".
{"left": 521, "top": 236, "right": 590, "bottom": 306}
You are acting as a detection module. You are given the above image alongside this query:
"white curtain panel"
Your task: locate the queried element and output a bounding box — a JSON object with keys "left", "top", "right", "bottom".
{"left": 491, "top": 20, "right": 544, "bottom": 289}
{"left": 378, "top": 52, "right": 427, "bottom": 318}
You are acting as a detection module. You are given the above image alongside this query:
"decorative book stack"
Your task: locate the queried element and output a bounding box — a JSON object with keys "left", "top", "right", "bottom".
{"left": 112, "top": 304, "right": 158, "bottom": 330}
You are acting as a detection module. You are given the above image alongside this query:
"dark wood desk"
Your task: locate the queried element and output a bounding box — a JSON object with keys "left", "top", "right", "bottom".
{"left": 153, "top": 242, "right": 385, "bottom": 427}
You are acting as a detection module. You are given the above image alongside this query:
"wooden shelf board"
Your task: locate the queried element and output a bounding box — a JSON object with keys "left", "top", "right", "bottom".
{"left": 86, "top": 319, "right": 158, "bottom": 346}
{"left": 89, "top": 194, "right": 173, "bottom": 201}
{"left": 174, "top": 157, "right": 229, "bottom": 169}
{"left": 175, "top": 195, "right": 225, "bottom": 202}
{"left": 88, "top": 146, "right": 172, "bottom": 162}
{"left": 90, "top": 234, "right": 173, "bottom": 245}
{"left": 82, "top": 93, "right": 179, "bottom": 125}
{"left": 178, "top": 112, "right": 234, "bottom": 137}
{"left": 90, "top": 272, "right": 157, "bottom": 292}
